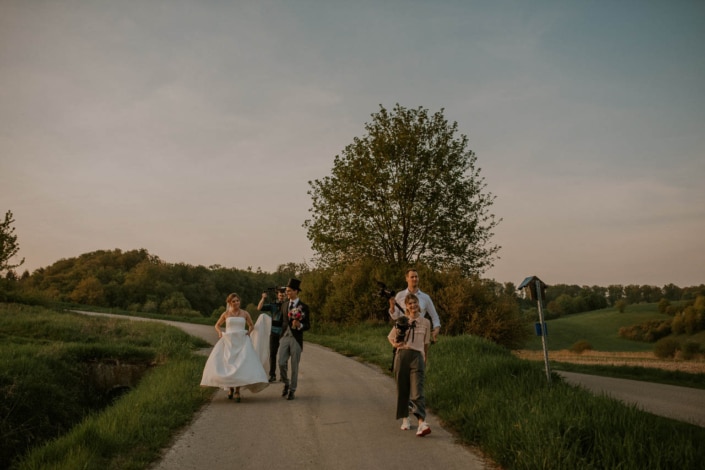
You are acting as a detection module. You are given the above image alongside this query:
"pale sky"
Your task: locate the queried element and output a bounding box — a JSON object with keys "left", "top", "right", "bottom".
{"left": 1, "top": 1, "right": 704, "bottom": 288}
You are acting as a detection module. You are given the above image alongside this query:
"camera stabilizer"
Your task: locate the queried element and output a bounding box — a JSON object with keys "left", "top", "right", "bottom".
{"left": 376, "top": 281, "right": 404, "bottom": 314}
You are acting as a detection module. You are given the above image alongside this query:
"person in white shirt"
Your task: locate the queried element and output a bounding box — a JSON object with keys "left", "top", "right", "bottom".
{"left": 388, "top": 293, "right": 432, "bottom": 436}
{"left": 388, "top": 269, "right": 441, "bottom": 343}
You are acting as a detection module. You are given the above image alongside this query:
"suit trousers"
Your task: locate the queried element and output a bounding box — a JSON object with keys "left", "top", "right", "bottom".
{"left": 394, "top": 349, "right": 426, "bottom": 420}
{"left": 278, "top": 334, "right": 302, "bottom": 391}
{"left": 269, "top": 333, "right": 281, "bottom": 378}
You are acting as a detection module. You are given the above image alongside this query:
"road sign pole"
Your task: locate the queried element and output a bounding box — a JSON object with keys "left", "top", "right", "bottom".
{"left": 535, "top": 279, "right": 551, "bottom": 383}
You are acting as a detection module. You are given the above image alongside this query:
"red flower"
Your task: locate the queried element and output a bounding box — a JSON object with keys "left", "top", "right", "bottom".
{"left": 288, "top": 306, "right": 304, "bottom": 322}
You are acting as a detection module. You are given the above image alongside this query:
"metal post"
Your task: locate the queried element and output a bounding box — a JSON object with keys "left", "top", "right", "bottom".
{"left": 535, "top": 279, "right": 551, "bottom": 383}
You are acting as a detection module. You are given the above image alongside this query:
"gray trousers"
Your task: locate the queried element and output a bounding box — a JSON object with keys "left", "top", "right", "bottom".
{"left": 278, "top": 335, "right": 302, "bottom": 391}
{"left": 394, "top": 349, "right": 426, "bottom": 420}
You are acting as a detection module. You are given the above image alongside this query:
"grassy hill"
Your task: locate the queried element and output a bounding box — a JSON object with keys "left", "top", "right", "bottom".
{"left": 523, "top": 303, "right": 679, "bottom": 352}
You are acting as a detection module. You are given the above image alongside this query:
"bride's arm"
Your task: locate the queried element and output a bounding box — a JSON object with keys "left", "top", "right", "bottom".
{"left": 245, "top": 311, "right": 254, "bottom": 335}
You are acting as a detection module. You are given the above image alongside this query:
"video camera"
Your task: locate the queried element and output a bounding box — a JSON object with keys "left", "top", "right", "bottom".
{"left": 394, "top": 316, "right": 417, "bottom": 344}
{"left": 376, "top": 281, "right": 396, "bottom": 300}
{"left": 263, "top": 286, "right": 286, "bottom": 295}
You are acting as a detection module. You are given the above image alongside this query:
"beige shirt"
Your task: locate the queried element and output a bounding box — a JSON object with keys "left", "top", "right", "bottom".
{"left": 388, "top": 315, "right": 431, "bottom": 359}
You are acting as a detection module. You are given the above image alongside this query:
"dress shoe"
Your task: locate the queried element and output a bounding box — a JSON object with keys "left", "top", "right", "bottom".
{"left": 287, "top": 391, "right": 295, "bottom": 400}
{"left": 268, "top": 376, "right": 276, "bottom": 383}
{"left": 282, "top": 385, "right": 289, "bottom": 397}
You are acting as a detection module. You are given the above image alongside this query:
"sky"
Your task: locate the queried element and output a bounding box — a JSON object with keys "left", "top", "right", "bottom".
{"left": 1, "top": 0, "right": 704, "bottom": 288}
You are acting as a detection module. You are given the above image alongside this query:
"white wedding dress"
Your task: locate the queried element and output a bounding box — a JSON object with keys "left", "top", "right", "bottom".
{"left": 200, "top": 315, "right": 270, "bottom": 393}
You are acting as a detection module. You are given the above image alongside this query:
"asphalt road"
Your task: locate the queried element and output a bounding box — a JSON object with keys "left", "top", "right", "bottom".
{"left": 557, "top": 371, "right": 705, "bottom": 427}
{"left": 78, "top": 312, "right": 705, "bottom": 470}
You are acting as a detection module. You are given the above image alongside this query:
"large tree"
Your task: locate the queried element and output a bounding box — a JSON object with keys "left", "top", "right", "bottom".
{"left": 305, "top": 104, "right": 500, "bottom": 275}
{"left": 0, "top": 210, "right": 25, "bottom": 275}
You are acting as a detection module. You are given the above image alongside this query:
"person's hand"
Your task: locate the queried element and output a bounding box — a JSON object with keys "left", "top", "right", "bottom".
{"left": 261, "top": 292, "right": 267, "bottom": 299}
{"left": 432, "top": 328, "right": 439, "bottom": 343}
{"left": 292, "top": 319, "right": 301, "bottom": 329}
{"left": 388, "top": 297, "right": 396, "bottom": 309}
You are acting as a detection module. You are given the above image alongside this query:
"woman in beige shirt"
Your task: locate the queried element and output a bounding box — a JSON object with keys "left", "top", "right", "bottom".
{"left": 388, "top": 293, "right": 432, "bottom": 436}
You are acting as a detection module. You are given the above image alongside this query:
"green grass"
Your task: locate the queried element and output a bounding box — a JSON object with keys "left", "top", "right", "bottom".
{"left": 15, "top": 358, "right": 213, "bottom": 470}
{"left": 0, "top": 303, "right": 213, "bottom": 470}
{"left": 309, "top": 323, "right": 705, "bottom": 470}
{"left": 524, "top": 304, "right": 681, "bottom": 352}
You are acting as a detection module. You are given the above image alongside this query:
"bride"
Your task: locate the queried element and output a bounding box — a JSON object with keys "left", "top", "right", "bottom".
{"left": 200, "top": 292, "right": 270, "bottom": 401}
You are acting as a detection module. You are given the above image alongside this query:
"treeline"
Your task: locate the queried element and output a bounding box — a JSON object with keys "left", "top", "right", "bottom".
{"left": 1, "top": 249, "right": 529, "bottom": 348}
{"left": 2, "top": 248, "right": 704, "bottom": 349}
{"left": 2, "top": 249, "right": 298, "bottom": 318}
{"left": 541, "top": 283, "right": 705, "bottom": 319}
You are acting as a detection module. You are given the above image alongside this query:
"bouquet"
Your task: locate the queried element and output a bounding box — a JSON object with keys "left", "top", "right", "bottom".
{"left": 288, "top": 306, "right": 305, "bottom": 322}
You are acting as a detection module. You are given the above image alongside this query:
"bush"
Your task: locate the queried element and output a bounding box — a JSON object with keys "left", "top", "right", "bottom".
{"left": 654, "top": 338, "right": 680, "bottom": 359}
{"left": 680, "top": 341, "right": 701, "bottom": 360}
{"left": 618, "top": 319, "right": 671, "bottom": 343}
{"left": 570, "top": 340, "right": 593, "bottom": 354}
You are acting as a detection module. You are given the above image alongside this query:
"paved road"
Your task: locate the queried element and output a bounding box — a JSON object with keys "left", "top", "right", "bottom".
{"left": 77, "top": 312, "right": 489, "bottom": 470}
{"left": 557, "top": 371, "right": 705, "bottom": 427}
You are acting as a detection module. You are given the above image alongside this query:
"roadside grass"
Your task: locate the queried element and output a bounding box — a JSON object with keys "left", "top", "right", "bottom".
{"left": 15, "top": 357, "right": 212, "bottom": 470}
{"left": 0, "top": 304, "right": 213, "bottom": 470}
{"left": 548, "top": 362, "right": 705, "bottom": 389}
{"left": 308, "top": 323, "right": 705, "bottom": 470}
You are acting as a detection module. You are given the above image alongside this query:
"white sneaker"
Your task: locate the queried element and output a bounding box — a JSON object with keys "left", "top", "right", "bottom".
{"left": 416, "top": 422, "right": 431, "bottom": 437}
{"left": 400, "top": 417, "right": 411, "bottom": 430}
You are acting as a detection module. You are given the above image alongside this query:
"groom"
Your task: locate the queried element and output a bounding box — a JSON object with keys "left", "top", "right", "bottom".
{"left": 279, "top": 278, "right": 311, "bottom": 400}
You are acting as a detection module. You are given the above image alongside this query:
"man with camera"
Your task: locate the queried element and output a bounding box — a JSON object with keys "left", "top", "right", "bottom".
{"left": 257, "top": 287, "right": 287, "bottom": 382}
{"left": 388, "top": 268, "right": 441, "bottom": 343}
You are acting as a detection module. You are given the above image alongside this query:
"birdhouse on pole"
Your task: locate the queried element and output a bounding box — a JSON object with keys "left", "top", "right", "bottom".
{"left": 518, "top": 275, "right": 547, "bottom": 301}
{"left": 518, "top": 275, "right": 551, "bottom": 384}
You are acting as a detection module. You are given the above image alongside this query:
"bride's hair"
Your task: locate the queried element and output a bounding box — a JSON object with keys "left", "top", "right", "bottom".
{"left": 226, "top": 293, "right": 241, "bottom": 311}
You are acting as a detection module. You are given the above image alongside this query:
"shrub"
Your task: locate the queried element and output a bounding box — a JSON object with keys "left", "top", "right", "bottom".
{"left": 570, "top": 340, "right": 593, "bottom": 354}
{"left": 680, "top": 341, "right": 701, "bottom": 360}
{"left": 654, "top": 337, "right": 680, "bottom": 359}
{"left": 615, "top": 299, "right": 627, "bottom": 313}
{"left": 618, "top": 319, "right": 671, "bottom": 343}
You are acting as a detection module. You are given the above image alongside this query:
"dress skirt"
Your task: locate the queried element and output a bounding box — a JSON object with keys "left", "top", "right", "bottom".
{"left": 200, "top": 315, "right": 271, "bottom": 393}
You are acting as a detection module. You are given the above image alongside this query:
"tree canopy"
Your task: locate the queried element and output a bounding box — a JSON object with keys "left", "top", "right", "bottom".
{"left": 0, "top": 210, "right": 24, "bottom": 275}
{"left": 305, "top": 104, "right": 500, "bottom": 275}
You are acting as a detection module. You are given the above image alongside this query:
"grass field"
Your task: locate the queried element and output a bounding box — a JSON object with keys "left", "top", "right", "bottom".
{"left": 522, "top": 304, "right": 670, "bottom": 352}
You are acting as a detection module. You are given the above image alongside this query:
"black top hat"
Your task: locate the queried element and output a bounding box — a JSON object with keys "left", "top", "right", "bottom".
{"left": 286, "top": 278, "right": 302, "bottom": 291}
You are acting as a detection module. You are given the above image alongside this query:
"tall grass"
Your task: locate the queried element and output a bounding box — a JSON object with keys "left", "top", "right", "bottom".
{"left": 309, "top": 324, "right": 705, "bottom": 470}
{"left": 0, "top": 304, "right": 212, "bottom": 470}
{"left": 16, "top": 358, "right": 212, "bottom": 470}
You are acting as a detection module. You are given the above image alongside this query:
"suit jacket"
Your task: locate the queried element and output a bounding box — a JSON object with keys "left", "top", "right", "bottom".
{"left": 279, "top": 299, "right": 311, "bottom": 350}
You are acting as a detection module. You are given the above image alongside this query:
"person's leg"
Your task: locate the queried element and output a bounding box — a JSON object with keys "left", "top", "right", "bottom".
{"left": 395, "top": 350, "right": 412, "bottom": 419}
{"left": 409, "top": 352, "right": 430, "bottom": 436}
{"left": 268, "top": 334, "right": 278, "bottom": 380}
{"left": 409, "top": 352, "right": 426, "bottom": 420}
{"left": 278, "top": 337, "right": 291, "bottom": 390}
{"left": 288, "top": 340, "right": 302, "bottom": 392}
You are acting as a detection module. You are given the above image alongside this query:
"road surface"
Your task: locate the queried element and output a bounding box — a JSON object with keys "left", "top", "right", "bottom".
{"left": 76, "top": 312, "right": 490, "bottom": 469}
